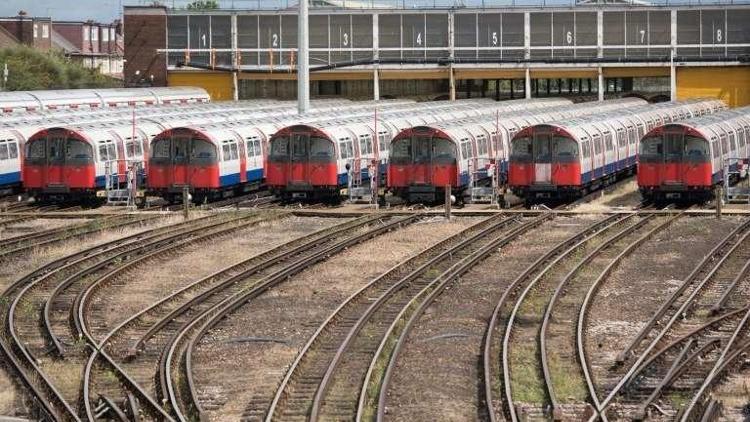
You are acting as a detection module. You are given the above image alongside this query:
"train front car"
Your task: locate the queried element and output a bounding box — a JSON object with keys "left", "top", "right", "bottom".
{"left": 266, "top": 125, "right": 341, "bottom": 201}
{"left": 23, "top": 127, "right": 97, "bottom": 200}
{"left": 388, "top": 126, "right": 461, "bottom": 203}
{"left": 509, "top": 124, "right": 586, "bottom": 202}
{"left": 148, "top": 126, "right": 263, "bottom": 203}
{"left": 638, "top": 124, "right": 715, "bottom": 202}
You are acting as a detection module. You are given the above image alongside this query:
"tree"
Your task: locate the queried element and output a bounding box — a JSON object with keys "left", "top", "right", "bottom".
{"left": 187, "top": 0, "right": 219, "bottom": 9}
{"left": 0, "top": 46, "right": 120, "bottom": 91}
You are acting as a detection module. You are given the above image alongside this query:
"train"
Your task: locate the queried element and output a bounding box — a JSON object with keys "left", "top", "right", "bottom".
{"left": 638, "top": 106, "right": 750, "bottom": 202}
{"left": 21, "top": 99, "right": 375, "bottom": 201}
{"left": 386, "top": 98, "right": 647, "bottom": 203}
{"left": 147, "top": 99, "right": 457, "bottom": 202}
{"left": 0, "top": 87, "right": 210, "bottom": 113}
{"left": 508, "top": 99, "right": 727, "bottom": 204}
{"left": 266, "top": 98, "right": 571, "bottom": 201}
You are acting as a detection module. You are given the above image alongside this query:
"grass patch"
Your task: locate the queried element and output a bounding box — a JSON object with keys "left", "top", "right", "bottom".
{"left": 510, "top": 342, "right": 546, "bottom": 404}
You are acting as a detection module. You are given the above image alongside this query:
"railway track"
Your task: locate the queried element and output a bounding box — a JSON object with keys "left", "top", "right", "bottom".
{"left": 481, "top": 207, "right": 683, "bottom": 422}
{"left": 266, "top": 216, "right": 548, "bottom": 420}
{"left": 596, "top": 217, "right": 750, "bottom": 419}
{"left": 81, "top": 213, "right": 416, "bottom": 421}
{"left": 0, "top": 211, "right": 279, "bottom": 421}
{"left": 0, "top": 213, "right": 161, "bottom": 259}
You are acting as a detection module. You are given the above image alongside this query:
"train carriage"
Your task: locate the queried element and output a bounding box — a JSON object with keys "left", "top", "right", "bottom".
{"left": 508, "top": 99, "right": 727, "bottom": 204}
{"left": 387, "top": 98, "right": 646, "bottom": 203}
{"left": 23, "top": 121, "right": 161, "bottom": 200}
{"left": 267, "top": 98, "right": 573, "bottom": 201}
{"left": 638, "top": 106, "right": 750, "bottom": 202}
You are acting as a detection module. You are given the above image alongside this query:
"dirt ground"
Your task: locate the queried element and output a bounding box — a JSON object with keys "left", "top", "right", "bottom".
{"left": 192, "top": 216, "right": 481, "bottom": 421}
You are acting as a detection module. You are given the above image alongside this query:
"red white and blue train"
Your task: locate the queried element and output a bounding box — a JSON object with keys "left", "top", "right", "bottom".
{"left": 508, "top": 99, "right": 727, "bottom": 203}
{"left": 386, "top": 98, "right": 646, "bottom": 203}
{"left": 20, "top": 99, "right": 352, "bottom": 200}
{"left": 638, "top": 106, "right": 750, "bottom": 202}
{"left": 266, "top": 98, "right": 571, "bottom": 201}
{"left": 146, "top": 99, "right": 420, "bottom": 202}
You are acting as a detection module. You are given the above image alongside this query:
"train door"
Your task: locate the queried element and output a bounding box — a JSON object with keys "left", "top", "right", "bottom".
{"left": 290, "top": 133, "right": 310, "bottom": 184}
{"left": 533, "top": 130, "right": 552, "bottom": 184}
{"left": 171, "top": 136, "right": 189, "bottom": 186}
{"left": 96, "top": 139, "right": 118, "bottom": 187}
{"left": 45, "top": 135, "right": 65, "bottom": 186}
{"left": 412, "top": 135, "right": 433, "bottom": 185}
{"left": 236, "top": 135, "right": 248, "bottom": 184}
{"left": 661, "top": 129, "right": 683, "bottom": 184}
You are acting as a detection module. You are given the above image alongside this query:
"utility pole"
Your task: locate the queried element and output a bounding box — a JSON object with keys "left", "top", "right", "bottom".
{"left": 297, "top": 0, "right": 310, "bottom": 114}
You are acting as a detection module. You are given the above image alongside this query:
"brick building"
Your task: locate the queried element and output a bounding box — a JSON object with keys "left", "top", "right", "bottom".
{"left": 123, "top": 6, "right": 167, "bottom": 87}
{"left": 0, "top": 12, "right": 123, "bottom": 78}
{"left": 0, "top": 14, "right": 52, "bottom": 51}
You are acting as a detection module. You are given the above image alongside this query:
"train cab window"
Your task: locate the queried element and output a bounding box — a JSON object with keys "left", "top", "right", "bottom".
{"left": 230, "top": 143, "right": 239, "bottom": 160}
{"left": 152, "top": 139, "right": 170, "bottom": 159}
{"left": 684, "top": 136, "right": 709, "bottom": 161}
{"left": 433, "top": 138, "right": 455, "bottom": 162}
{"left": 292, "top": 135, "right": 309, "bottom": 159}
{"left": 390, "top": 138, "right": 410, "bottom": 164}
{"left": 125, "top": 140, "right": 142, "bottom": 159}
{"left": 67, "top": 139, "right": 93, "bottom": 161}
{"left": 339, "top": 139, "right": 354, "bottom": 160}
{"left": 8, "top": 142, "right": 17, "bottom": 159}
{"left": 270, "top": 137, "right": 289, "bottom": 160}
{"left": 552, "top": 136, "right": 579, "bottom": 161}
{"left": 310, "top": 137, "right": 334, "bottom": 160}
{"left": 0, "top": 143, "right": 8, "bottom": 160}
{"left": 460, "top": 139, "right": 472, "bottom": 159}
{"left": 191, "top": 140, "right": 216, "bottom": 162}
{"left": 510, "top": 137, "right": 532, "bottom": 161}
{"left": 28, "top": 140, "right": 46, "bottom": 160}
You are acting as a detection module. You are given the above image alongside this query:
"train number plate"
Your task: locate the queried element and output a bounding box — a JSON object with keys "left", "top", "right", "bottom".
{"left": 292, "top": 192, "right": 308, "bottom": 199}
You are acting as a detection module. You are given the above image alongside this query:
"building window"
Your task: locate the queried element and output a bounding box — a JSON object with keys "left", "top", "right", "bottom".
{"left": 33, "top": 23, "right": 38, "bottom": 38}
{"left": 42, "top": 24, "right": 49, "bottom": 38}
{"left": 110, "top": 27, "right": 115, "bottom": 40}
{"left": 83, "top": 26, "right": 89, "bottom": 41}
{"left": 91, "top": 27, "right": 98, "bottom": 41}
{"left": 102, "top": 27, "right": 109, "bottom": 42}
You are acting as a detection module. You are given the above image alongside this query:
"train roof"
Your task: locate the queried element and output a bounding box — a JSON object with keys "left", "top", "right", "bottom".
{"left": 643, "top": 106, "right": 750, "bottom": 141}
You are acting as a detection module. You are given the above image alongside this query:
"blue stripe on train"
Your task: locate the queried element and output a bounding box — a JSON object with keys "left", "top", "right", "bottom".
{"left": 0, "top": 171, "right": 21, "bottom": 186}
{"left": 219, "top": 168, "right": 264, "bottom": 188}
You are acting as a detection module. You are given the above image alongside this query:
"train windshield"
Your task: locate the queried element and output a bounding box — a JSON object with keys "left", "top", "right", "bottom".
{"left": 269, "top": 134, "right": 335, "bottom": 162}
{"left": 390, "top": 135, "right": 456, "bottom": 165}
{"left": 150, "top": 136, "right": 217, "bottom": 164}
{"left": 25, "top": 136, "right": 92, "bottom": 164}
{"left": 552, "top": 136, "right": 579, "bottom": 162}
{"left": 640, "top": 133, "right": 708, "bottom": 163}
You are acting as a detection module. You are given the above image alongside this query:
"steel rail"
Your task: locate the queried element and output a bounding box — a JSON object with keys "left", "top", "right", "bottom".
{"left": 375, "top": 214, "right": 552, "bottom": 422}
{"left": 40, "top": 214, "right": 258, "bottom": 356}
{"left": 540, "top": 214, "right": 655, "bottom": 416}
{"left": 74, "top": 214, "right": 281, "bottom": 421}
{"left": 615, "top": 219, "right": 750, "bottom": 364}
{"left": 575, "top": 210, "right": 688, "bottom": 419}
{"left": 265, "top": 214, "right": 515, "bottom": 421}
{"left": 163, "top": 214, "right": 419, "bottom": 421}
{"left": 481, "top": 213, "right": 625, "bottom": 422}
{"left": 680, "top": 307, "right": 750, "bottom": 421}
{"left": 599, "top": 218, "right": 750, "bottom": 412}
{"left": 130, "top": 214, "right": 383, "bottom": 355}
{"left": 501, "top": 213, "right": 639, "bottom": 422}
{"left": 0, "top": 216, "right": 224, "bottom": 421}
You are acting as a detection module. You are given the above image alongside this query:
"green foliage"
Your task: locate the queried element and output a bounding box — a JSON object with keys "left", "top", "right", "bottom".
{"left": 0, "top": 46, "right": 121, "bottom": 91}
{"left": 187, "top": 0, "right": 219, "bottom": 9}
